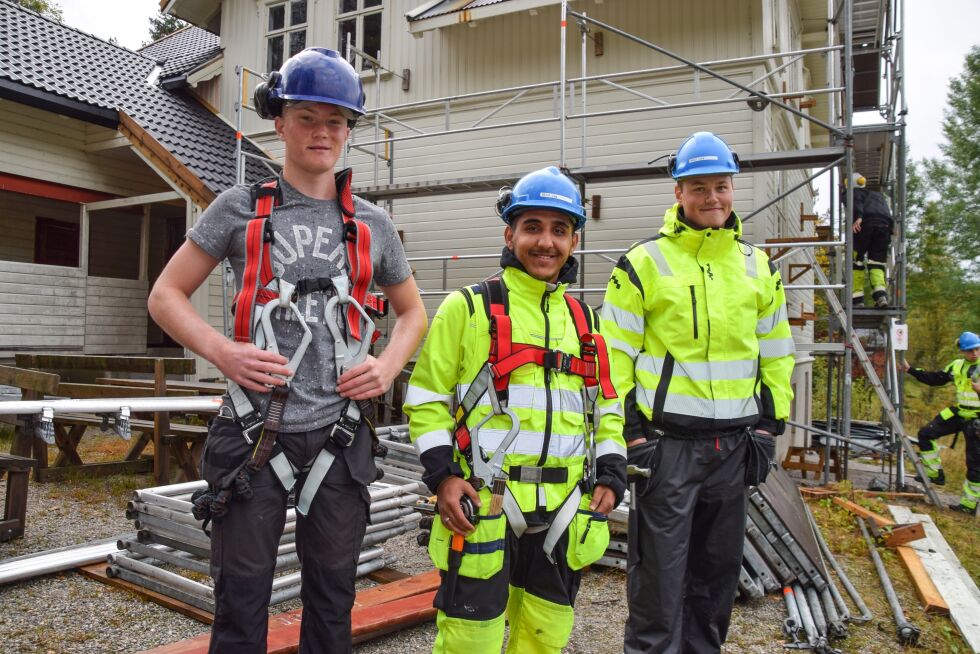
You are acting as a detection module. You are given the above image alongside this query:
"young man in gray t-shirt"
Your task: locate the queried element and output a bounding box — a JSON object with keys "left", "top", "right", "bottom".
{"left": 148, "top": 48, "right": 426, "bottom": 654}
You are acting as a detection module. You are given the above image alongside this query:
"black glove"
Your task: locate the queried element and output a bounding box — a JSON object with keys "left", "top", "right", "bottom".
{"left": 744, "top": 429, "right": 776, "bottom": 487}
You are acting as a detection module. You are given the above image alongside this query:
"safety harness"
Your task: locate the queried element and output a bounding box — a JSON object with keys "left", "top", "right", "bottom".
{"left": 192, "top": 170, "right": 388, "bottom": 531}
{"left": 452, "top": 278, "right": 615, "bottom": 561}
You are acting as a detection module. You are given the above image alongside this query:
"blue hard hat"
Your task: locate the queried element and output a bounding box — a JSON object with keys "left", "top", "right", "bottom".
{"left": 496, "top": 166, "right": 587, "bottom": 231}
{"left": 254, "top": 47, "right": 365, "bottom": 120}
{"left": 670, "top": 131, "right": 740, "bottom": 179}
{"left": 957, "top": 331, "right": 980, "bottom": 350}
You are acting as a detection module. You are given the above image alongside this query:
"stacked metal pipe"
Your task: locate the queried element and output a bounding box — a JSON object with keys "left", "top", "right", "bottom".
{"left": 113, "top": 476, "right": 426, "bottom": 614}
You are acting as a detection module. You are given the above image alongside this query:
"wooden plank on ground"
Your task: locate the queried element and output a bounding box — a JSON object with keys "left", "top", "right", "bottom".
{"left": 832, "top": 496, "right": 894, "bottom": 527}
{"left": 0, "top": 365, "right": 59, "bottom": 394}
{"left": 79, "top": 563, "right": 214, "bottom": 624}
{"left": 366, "top": 566, "right": 412, "bottom": 584}
{"left": 135, "top": 570, "right": 440, "bottom": 654}
{"left": 893, "top": 545, "right": 950, "bottom": 615}
{"left": 15, "top": 354, "right": 195, "bottom": 375}
{"left": 889, "top": 506, "right": 980, "bottom": 649}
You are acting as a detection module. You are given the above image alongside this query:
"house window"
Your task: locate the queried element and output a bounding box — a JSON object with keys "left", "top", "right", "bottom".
{"left": 267, "top": 0, "right": 308, "bottom": 72}
{"left": 34, "top": 217, "right": 79, "bottom": 267}
{"left": 337, "top": 0, "right": 383, "bottom": 71}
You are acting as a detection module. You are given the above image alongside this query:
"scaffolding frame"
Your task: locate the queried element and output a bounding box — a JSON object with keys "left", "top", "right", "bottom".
{"left": 229, "top": 0, "right": 922, "bottom": 495}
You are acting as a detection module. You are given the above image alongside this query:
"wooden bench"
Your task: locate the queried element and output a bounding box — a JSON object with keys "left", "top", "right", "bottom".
{"left": 0, "top": 453, "right": 35, "bottom": 541}
{"left": 5, "top": 354, "right": 210, "bottom": 485}
{"left": 782, "top": 445, "right": 844, "bottom": 481}
{"left": 43, "top": 413, "right": 208, "bottom": 483}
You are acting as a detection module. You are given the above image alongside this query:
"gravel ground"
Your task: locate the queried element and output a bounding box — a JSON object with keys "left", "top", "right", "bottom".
{"left": 0, "top": 455, "right": 971, "bottom": 653}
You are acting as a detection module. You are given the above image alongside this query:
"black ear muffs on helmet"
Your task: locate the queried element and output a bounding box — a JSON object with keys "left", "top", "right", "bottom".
{"left": 253, "top": 71, "right": 283, "bottom": 119}
{"left": 495, "top": 187, "right": 514, "bottom": 221}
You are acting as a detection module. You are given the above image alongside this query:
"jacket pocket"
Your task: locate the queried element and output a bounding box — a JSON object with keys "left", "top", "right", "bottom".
{"left": 566, "top": 494, "right": 610, "bottom": 570}
{"left": 427, "top": 490, "right": 507, "bottom": 580}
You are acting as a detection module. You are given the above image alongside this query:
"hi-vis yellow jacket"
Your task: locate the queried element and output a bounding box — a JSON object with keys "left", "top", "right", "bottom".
{"left": 601, "top": 205, "right": 795, "bottom": 437}
{"left": 405, "top": 265, "right": 627, "bottom": 517}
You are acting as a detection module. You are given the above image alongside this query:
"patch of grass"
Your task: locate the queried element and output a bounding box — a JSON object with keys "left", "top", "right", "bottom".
{"left": 0, "top": 422, "right": 13, "bottom": 450}
{"left": 44, "top": 473, "right": 145, "bottom": 506}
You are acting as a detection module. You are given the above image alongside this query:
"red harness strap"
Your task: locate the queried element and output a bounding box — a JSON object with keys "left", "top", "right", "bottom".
{"left": 232, "top": 181, "right": 279, "bottom": 343}
{"left": 336, "top": 168, "right": 374, "bottom": 342}
{"left": 484, "top": 282, "right": 616, "bottom": 400}
{"left": 232, "top": 170, "right": 376, "bottom": 344}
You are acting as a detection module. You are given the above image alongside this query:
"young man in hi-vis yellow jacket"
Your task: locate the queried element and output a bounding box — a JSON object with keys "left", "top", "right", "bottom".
{"left": 406, "top": 167, "right": 627, "bottom": 653}
{"left": 601, "top": 132, "right": 795, "bottom": 654}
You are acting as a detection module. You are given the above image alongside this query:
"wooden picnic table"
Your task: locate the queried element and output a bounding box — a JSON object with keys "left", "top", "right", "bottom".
{"left": 3, "top": 354, "right": 215, "bottom": 485}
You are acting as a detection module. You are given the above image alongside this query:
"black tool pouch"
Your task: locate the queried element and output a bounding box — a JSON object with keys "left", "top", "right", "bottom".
{"left": 626, "top": 437, "right": 661, "bottom": 498}
{"left": 744, "top": 429, "right": 776, "bottom": 487}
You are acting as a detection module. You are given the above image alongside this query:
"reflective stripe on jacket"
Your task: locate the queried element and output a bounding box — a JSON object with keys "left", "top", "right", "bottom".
{"left": 948, "top": 359, "right": 980, "bottom": 418}
{"left": 406, "top": 266, "right": 627, "bottom": 515}
{"left": 600, "top": 204, "right": 795, "bottom": 435}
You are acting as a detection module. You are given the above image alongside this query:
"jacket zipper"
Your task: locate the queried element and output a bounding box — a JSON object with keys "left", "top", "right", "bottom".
{"left": 689, "top": 285, "right": 699, "bottom": 340}
{"left": 537, "top": 289, "right": 553, "bottom": 468}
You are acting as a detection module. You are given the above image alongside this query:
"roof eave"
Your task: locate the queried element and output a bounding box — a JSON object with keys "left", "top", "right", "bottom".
{"left": 161, "top": 0, "right": 221, "bottom": 33}
{"left": 407, "top": 0, "right": 567, "bottom": 35}
{"left": 0, "top": 78, "right": 118, "bottom": 128}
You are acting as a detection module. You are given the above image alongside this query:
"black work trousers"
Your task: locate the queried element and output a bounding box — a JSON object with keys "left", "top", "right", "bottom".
{"left": 852, "top": 220, "right": 891, "bottom": 266}
{"left": 918, "top": 413, "right": 980, "bottom": 482}
{"left": 205, "top": 422, "right": 370, "bottom": 654}
{"left": 624, "top": 433, "right": 748, "bottom": 654}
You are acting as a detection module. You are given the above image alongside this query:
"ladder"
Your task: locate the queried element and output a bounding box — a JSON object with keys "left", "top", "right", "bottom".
{"left": 805, "top": 249, "right": 942, "bottom": 506}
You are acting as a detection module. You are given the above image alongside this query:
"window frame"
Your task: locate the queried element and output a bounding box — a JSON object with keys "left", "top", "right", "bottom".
{"left": 265, "top": 0, "right": 309, "bottom": 73}
{"left": 336, "top": 0, "right": 384, "bottom": 71}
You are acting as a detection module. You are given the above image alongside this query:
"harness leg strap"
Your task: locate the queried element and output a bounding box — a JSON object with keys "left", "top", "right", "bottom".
{"left": 542, "top": 486, "right": 583, "bottom": 563}
{"left": 296, "top": 448, "right": 337, "bottom": 516}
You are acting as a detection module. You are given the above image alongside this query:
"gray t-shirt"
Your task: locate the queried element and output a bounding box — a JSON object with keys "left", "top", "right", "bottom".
{"left": 188, "top": 177, "right": 412, "bottom": 431}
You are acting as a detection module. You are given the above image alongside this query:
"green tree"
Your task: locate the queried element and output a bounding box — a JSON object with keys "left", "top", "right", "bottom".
{"left": 12, "top": 0, "right": 63, "bottom": 21}
{"left": 923, "top": 46, "right": 980, "bottom": 279}
{"left": 147, "top": 12, "right": 187, "bottom": 44}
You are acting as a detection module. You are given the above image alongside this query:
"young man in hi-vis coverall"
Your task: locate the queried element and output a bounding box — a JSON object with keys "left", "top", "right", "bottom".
{"left": 405, "top": 166, "right": 627, "bottom": 653}
{"left": 601, "top": 132, "right": 795, "bottom": 653}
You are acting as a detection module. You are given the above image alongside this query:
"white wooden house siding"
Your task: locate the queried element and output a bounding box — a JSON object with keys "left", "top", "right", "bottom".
{"left": 0, "top": 260, "right": 86, "bottom": 356}
{"left": 0, "top": 102, "right": 172, "bottom": 197}
{"left": 0, "top": 102, "right": 177, "bottom": 358}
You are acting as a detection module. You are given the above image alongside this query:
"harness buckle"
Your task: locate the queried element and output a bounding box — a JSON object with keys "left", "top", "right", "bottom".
{"left": 516, "top": 466, "right": 542, "bottom": 484}
{"left": 262, "top": 220, "right": 275, "bottom": 245}
{"left": 330, "top": 406, "right": 360, "bottom": 448}
{"left": 239, "top": 411, "right": 264, "bottom": 445}
{"left": 543, "top": 350, "right": 572, "bottom": 374}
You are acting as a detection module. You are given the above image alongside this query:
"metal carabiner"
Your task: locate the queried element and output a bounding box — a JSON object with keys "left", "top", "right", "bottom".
{"left": 469, "top": 402, "right": 521, "bottom": 490}
{"left": 256, "top": 280, "right": 313, "bottom": 384}
{"left": 324, "top": 276, "right": 376, "bottom": 374}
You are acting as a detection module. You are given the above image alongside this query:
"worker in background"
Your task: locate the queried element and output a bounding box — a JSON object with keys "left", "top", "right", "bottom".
{"left": 405, "top": 166, "right": 627, "bottom": 653}
{"left": 847, "top": 172, "right": 894, "bottom": 308}
{"left": 602, "top": 132, "right": 795, "bottom": 653}
{"left": 902, "top": 331, "right": 980, "bottom": 515}
{"left": 148, "top": 48, "right": 426, "bottom": 653}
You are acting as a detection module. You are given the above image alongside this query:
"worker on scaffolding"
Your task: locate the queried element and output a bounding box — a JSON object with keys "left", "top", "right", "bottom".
{"left": 147, "top": 47, "right": 426, "bottom": 653}
{"left": 902, "top": 331, "right": 980, "bottom": 515}
{"left": 405, "top": 166, "right": 627, "bottom": 653}
{"left": 601, "top": 131, "right": 795, "bottom": 653}
{"left": 846, "top": 172, "right": 894, "bottom": 309}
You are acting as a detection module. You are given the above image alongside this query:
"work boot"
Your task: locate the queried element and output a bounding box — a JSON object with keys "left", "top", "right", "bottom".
{"left": 914, "top": 469, "right": 945, "bottom": 486}
{"left": 851, "top": 295, "right": 865, "bottom": 307}
{"left": 948, "top": 503, "right": 977, "bottom": 516}
{"left": 872, "top": 291, "right": 888, "bottom": 308}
